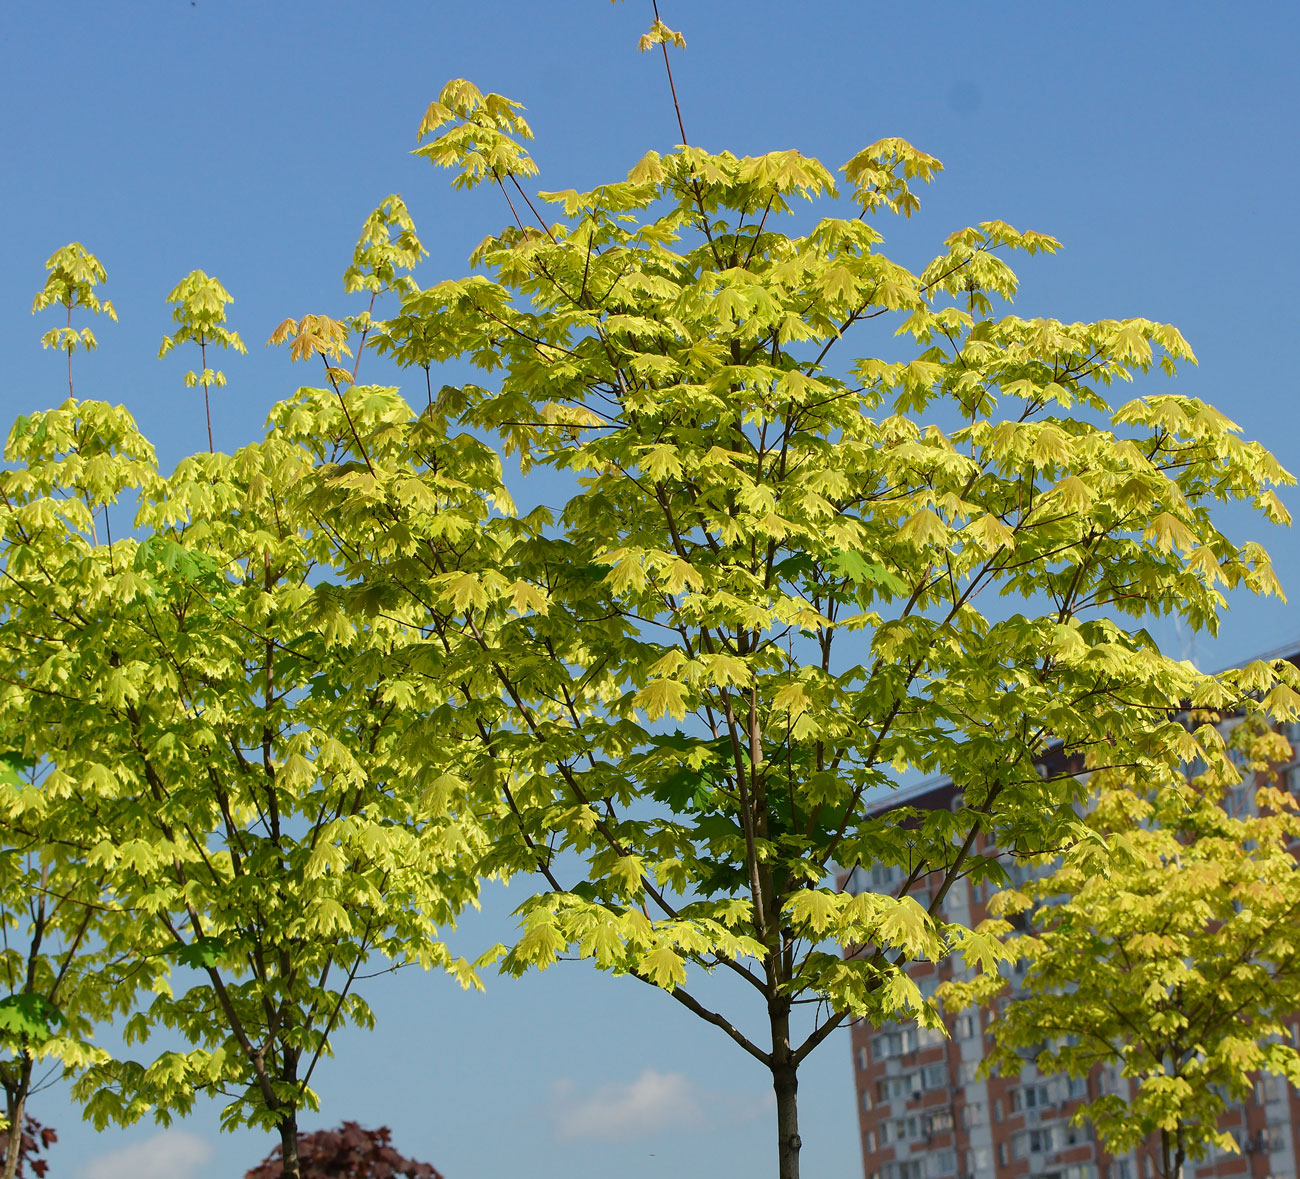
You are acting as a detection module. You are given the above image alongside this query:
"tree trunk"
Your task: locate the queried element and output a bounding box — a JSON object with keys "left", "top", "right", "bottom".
{"left": 773, "top": 1063, "right": 801, "bottom": 1179}
{"left": 1157, "top": 1124, "right": 1186, "bottom": 1179}
{"left": 277, "top": 1108, "right": 301, "bottom": 1179}
{"left": 769, "top": 1004, "right": 801, "bottom": 1179}
{"left": 1, "top": 1088, "right": 26, "bottom": 1179}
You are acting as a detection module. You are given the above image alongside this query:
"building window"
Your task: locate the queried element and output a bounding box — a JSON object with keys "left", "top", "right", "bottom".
{"left": 1012, "top": 1127, "right": 1061, "bottom": 1158}
{"left": 882, "top": 1117, "right": 917, "bottom": 1146}
{"left": 1258, "top": 1074, "right": 1288, "bottom": 1103}
{"left": 956, "top": 1013, "right": 977, "bottom": 1039}
{"left": 872, "top": 1027, "right": 931, "bottom": 1059}
{"left": 865, "top": 1130, "right": 876, "bottom": 1153}
{"left": 1011, "top": 1082, "right": 1052, "bottom": 1112}
{"left": 877, "top": 1064, "right": 948, "bottom": 1103}
{"left": 992, "top": 1099, "right": 1002, "bottom": 1123}
{"left": 928, "top": 1109, "right": 954, "bottom": 1134}
{"left": 925, "top": 1149, "right": 956, "bottom": 1179}
{"left": 966, "top": 1147, "right": 991, "bottom": 1175}
{"left": 997, "top": 1143, "right": 1008, "bottom": 1168}
{"left": 919, "top": 1025, "right": 945, "bottom": 1049}
{"left": 872, "top": 1031, "right": 899, "bottom": 1059}
{"left": 960, "top": 1102, "right": 984, "bottom": 1129}
{"left": 881, "top": 1110, "right": 956, "bottom": 1148}
{"left": 1263, "top": 1123, "right": 1291, "bottom": 1153}
{"left": 882, "top": 1161, "right": 925, "bottom": 1179}
{"left": 868, "top": 864, "right": 901, "bottom": 892}
{"left": 1099, "top": 1067, "right": 1125, "bottom": 1097}
{"left": 1107, "top": 1161, "right": 1133, "bottom": 1179}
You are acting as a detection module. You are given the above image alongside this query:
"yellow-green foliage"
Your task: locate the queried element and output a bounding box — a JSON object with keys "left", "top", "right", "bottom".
{"left": 964, "top": 718, "right": 1300, "bottom": 1179}
{"left": 2, "top": 11, "right": 1298, "bottom": 1179}
{"left": 0, "top": 376, "right": 495, "bottom": 1137}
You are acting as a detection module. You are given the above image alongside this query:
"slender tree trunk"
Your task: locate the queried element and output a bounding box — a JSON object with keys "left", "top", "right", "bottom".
{"left": 769, "top": 1004, "right": 802, "bottom": 1179}
{"left": 276, "top": 1108, "right": 301, "bottom": 1179}
{"left": 1, "top": 1081, "right": 27, "bottom": 1179}
{"left": 275, "top": 1035, "right": 303, "bottom": 1179}
{"left": 1158, "top": 1117, "right": 1186, "bottom": 1179}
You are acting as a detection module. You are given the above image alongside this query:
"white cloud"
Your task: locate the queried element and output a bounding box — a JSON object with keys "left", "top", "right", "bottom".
{"left": 82, "top": 1129, "right": 213, "bottom": 1179}
{"left": 549, "top": 1067, "right": 770, "bottom": 1143}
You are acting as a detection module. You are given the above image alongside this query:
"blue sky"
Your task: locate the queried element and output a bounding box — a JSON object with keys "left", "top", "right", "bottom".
{"left": 4, "top": 2, "right": 1300, "bottom": 1176}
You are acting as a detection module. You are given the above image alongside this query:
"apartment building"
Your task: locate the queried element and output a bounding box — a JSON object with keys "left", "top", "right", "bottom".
{"left": 844, "top": 750, "right": 1300, "bottom": 1179}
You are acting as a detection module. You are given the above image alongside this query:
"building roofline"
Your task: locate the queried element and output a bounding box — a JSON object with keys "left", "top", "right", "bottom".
{"left": 1212, "top": 640, "right": 1300, "bottom": 674}
{"left": 866, "top": 645, "right": 1300, "bottom": 815}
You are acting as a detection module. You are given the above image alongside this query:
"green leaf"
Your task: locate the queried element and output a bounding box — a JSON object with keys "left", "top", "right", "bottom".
{"left": 172, "top": 937, "right": 228, "bottom": 971}
{"left": 0, "top": 994, "right": 64, "bottom": 1041}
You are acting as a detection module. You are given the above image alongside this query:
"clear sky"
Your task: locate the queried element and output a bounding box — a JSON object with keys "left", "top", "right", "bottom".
{"left": 4, "top": 2, "right": 1300, "bottom": 1177}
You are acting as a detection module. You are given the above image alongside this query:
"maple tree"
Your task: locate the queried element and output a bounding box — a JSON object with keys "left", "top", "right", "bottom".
{"left": 965, "top": 717, "right": 1300, "bottom": 1179}
{"left": 30, "top": 243, "right": 115, "bottom": 402}
{"left": 0, "top": 252, "right": 147, "bottom": 1179}
{"left": 0, "top": 767, "right": 132, "bottom": 1179}
{"left": 1, "top": 243, "right": 489, "bottom": 1179}
{"left": 286, "top": 11, "right": 1298, "bottom": 1179}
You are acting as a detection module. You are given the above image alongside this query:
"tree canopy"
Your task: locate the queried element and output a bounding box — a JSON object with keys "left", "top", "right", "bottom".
{"left": 0, "top": 9, "right": 1297, "bottom": 1179}
{"left": 289, "top": 51, "right": 1298, "bottom": 1179}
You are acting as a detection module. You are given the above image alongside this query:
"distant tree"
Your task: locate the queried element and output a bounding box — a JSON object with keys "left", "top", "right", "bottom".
{"left": 955, "top": 716, "right": 1300, "bottom": 1179}
{"left": 245, "top": 1121, "right": 441, "bottom": 1179}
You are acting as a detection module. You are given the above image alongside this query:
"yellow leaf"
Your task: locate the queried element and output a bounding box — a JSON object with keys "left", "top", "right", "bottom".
{"left": 516, "top": 922, "right": 568, "bottom": 967}
{"left": 964, "top": 513, "right": 1015, "bottom": 552}
{"left": 1144, "top": 512, "right": 1197, "bottom": 555}
{"left": 702, "top": 654, "right": 750, "bottom": 688}
{"left": 608, "top": 854, "right": 645, "bottom": 897}
{"left": 785, "top": 889, "right": 840, "bottom": 934}
{"left": 1048, "top": 474, "right": 1094, "bottom": 513}
{"left": 772, "top": 683, "right": 811, "bottom": 718}
{"left": 634, "top": 679, "right": 690, "bottom": 722}
{"left": 641, "top": 946, "right": 687, "bottom": 990}
{"left": 507, "top": 579, "right": 549, "bottom": 616}
{"left": 444, "top": 572, "right": 488, "bottom": 612}
{"left": 897, "top": 508, "right": 947, "bottom": 548}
